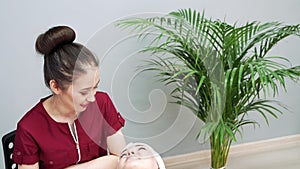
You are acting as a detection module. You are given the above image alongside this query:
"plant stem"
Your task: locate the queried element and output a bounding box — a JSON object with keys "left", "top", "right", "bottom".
{"left": 210, "top": 132, "right": 232, "bottom": 169}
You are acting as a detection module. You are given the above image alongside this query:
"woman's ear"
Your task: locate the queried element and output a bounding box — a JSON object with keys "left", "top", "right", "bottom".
{"left": 49, "top": 79, "right": 62, "bottom": 95}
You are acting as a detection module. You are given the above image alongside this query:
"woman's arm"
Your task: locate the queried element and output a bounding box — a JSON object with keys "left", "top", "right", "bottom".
{"left": 18, "top": 162, "right": 39, "bottom": 169}
{"left": 65, "top": 130, "right": 125, "bottom": 169}
{"left": 17, "top": 151, "right": 119, "bottom": 169}
{"left": 64, "top": 155, "right": 118, "bottom": 169}
{"left": 107, "top": 130, "right": 126, "bottom": 155}
{"left": 17, "top": 131, "right": 125, "bottom": 169}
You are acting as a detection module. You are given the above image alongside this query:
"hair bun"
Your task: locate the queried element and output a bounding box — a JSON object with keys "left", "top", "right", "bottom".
{"left": 35, "top": 25, "right": 76, "bottom": 55}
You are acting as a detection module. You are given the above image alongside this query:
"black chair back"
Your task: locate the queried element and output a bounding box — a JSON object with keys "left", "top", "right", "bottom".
{"left": 2, "top": 130, "right": 17, "bottom": 169}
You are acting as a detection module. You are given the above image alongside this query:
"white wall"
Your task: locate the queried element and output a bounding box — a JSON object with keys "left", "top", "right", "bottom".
{"left": 1, "top": 0, "right": 300, "bottom": 167}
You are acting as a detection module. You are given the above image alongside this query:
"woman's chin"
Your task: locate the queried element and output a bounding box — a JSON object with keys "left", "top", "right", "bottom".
{"left": 75, "top": 105, "right": 88, "bottom": 112}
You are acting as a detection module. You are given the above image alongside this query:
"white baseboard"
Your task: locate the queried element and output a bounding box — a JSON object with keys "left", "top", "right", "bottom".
{"left": 163, "top": 134, "right": 300, "bottom": 167}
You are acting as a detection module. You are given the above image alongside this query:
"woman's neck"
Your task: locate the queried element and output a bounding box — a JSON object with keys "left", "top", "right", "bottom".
{"left": 44, "top": 95, "right": 77, "bottom": 123}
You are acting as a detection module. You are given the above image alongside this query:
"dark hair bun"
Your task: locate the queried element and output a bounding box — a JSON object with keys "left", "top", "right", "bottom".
{"left": 35, "top": 26, "right": 76, "bottom": 55}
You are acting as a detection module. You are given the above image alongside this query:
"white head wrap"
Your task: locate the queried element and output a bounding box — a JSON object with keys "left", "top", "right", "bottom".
{"left": 121, "top": 142, "right": 166, "bottom": 169}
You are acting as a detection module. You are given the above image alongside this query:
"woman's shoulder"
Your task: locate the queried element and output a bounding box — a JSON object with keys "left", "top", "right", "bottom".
{"left": 94, "top": 91, "right": 117, "bottom": 110}
{"left": 95, "top": 91, "right": 111, "bottom": 102}
{"left": 95, "top": 91, "right": 109, "bottom": 97}
{"left": 17, "top": 96, "right": 50, "bottom": 130}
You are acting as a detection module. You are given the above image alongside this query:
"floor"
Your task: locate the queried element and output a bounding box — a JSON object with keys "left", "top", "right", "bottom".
{"left": 225, "top": 143, "right": 300, "bottom": 169}
{"left": 164, "top": 135, "right": 300, "bottom": 169}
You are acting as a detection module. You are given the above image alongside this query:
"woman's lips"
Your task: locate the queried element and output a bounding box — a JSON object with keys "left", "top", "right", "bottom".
{"left": 80, "top": 103, "right": 89, "bottom": 108}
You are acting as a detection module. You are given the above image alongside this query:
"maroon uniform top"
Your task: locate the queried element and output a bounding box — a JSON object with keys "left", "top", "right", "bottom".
{"left": 13, "top": 92, "right": 125, "bottom": 169}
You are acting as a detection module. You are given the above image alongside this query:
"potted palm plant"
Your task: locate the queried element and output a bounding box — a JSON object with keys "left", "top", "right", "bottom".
{"left": 117, "top": 9, "right": 300, "bottom": 169}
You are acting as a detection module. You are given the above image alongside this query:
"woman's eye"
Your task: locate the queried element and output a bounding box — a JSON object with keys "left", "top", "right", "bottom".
{"left": 80, "top": 92, "right": 88, "bottom": 96}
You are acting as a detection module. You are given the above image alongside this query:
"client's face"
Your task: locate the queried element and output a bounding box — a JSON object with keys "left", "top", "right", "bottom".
{"left": 118, "top": 143, "right": 159, "bottom": 169}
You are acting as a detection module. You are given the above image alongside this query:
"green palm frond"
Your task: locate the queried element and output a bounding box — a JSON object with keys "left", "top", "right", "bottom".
{"left": 117, "top": 8, "right": 300, "bottom": 168}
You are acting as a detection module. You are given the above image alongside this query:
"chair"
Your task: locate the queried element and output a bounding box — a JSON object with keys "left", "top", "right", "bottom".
{"left": 2, "top": 130, "right": 17, "bottom": 169}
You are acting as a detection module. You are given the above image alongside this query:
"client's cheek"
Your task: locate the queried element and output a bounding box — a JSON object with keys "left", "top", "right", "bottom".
{"left": 118, "top": 159, "right": 126, "bottom": 168}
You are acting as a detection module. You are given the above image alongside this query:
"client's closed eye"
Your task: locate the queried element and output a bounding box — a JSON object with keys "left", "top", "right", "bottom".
{"left": 137, "top": 147, "right": 146, "bottom": 151}
{"left": 120, "top": 150, "right": 128, "bottom": 159}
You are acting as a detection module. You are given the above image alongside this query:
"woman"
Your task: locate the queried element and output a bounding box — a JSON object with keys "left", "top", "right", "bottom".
{"left": 118, "top": 143, "right": 166, "bottom": 169}
{"left": 12, "top": 25, "right": 126, "bottom": 169}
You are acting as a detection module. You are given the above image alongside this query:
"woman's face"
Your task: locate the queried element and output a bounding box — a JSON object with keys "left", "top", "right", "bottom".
{"left": 118, "top": 143, "right": 159, "bottom": 169}
{"left": 60, "top": 67, "right": 100, "bottom": 114}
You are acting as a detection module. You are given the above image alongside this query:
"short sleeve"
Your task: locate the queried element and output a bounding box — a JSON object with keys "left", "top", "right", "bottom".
{"left": 102, "top": 93, "right": 125, "bottom": 136}
{"left": 78, "top": 92, "right": 125, "bottom": 147}
{"left": 13, "top": 124, "right": 39, "bottom": 165}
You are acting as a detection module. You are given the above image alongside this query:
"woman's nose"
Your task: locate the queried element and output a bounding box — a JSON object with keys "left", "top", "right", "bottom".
{"left": 86, "top": 92, "right": 95, "bottom": 102}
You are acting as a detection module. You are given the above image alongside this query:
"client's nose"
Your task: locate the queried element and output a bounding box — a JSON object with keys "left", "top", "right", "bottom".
{"left": 127, "top": 150, "right": 135, "bottom": 156}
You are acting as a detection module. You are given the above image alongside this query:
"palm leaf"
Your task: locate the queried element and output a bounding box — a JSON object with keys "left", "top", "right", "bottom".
{"left": 117, "top": 9, "right": 300, "bottom": 168}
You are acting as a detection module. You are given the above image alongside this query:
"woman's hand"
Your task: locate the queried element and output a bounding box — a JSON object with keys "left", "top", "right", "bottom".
{"left": 107, "top": 130, "right": 126, "bottom": 156}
